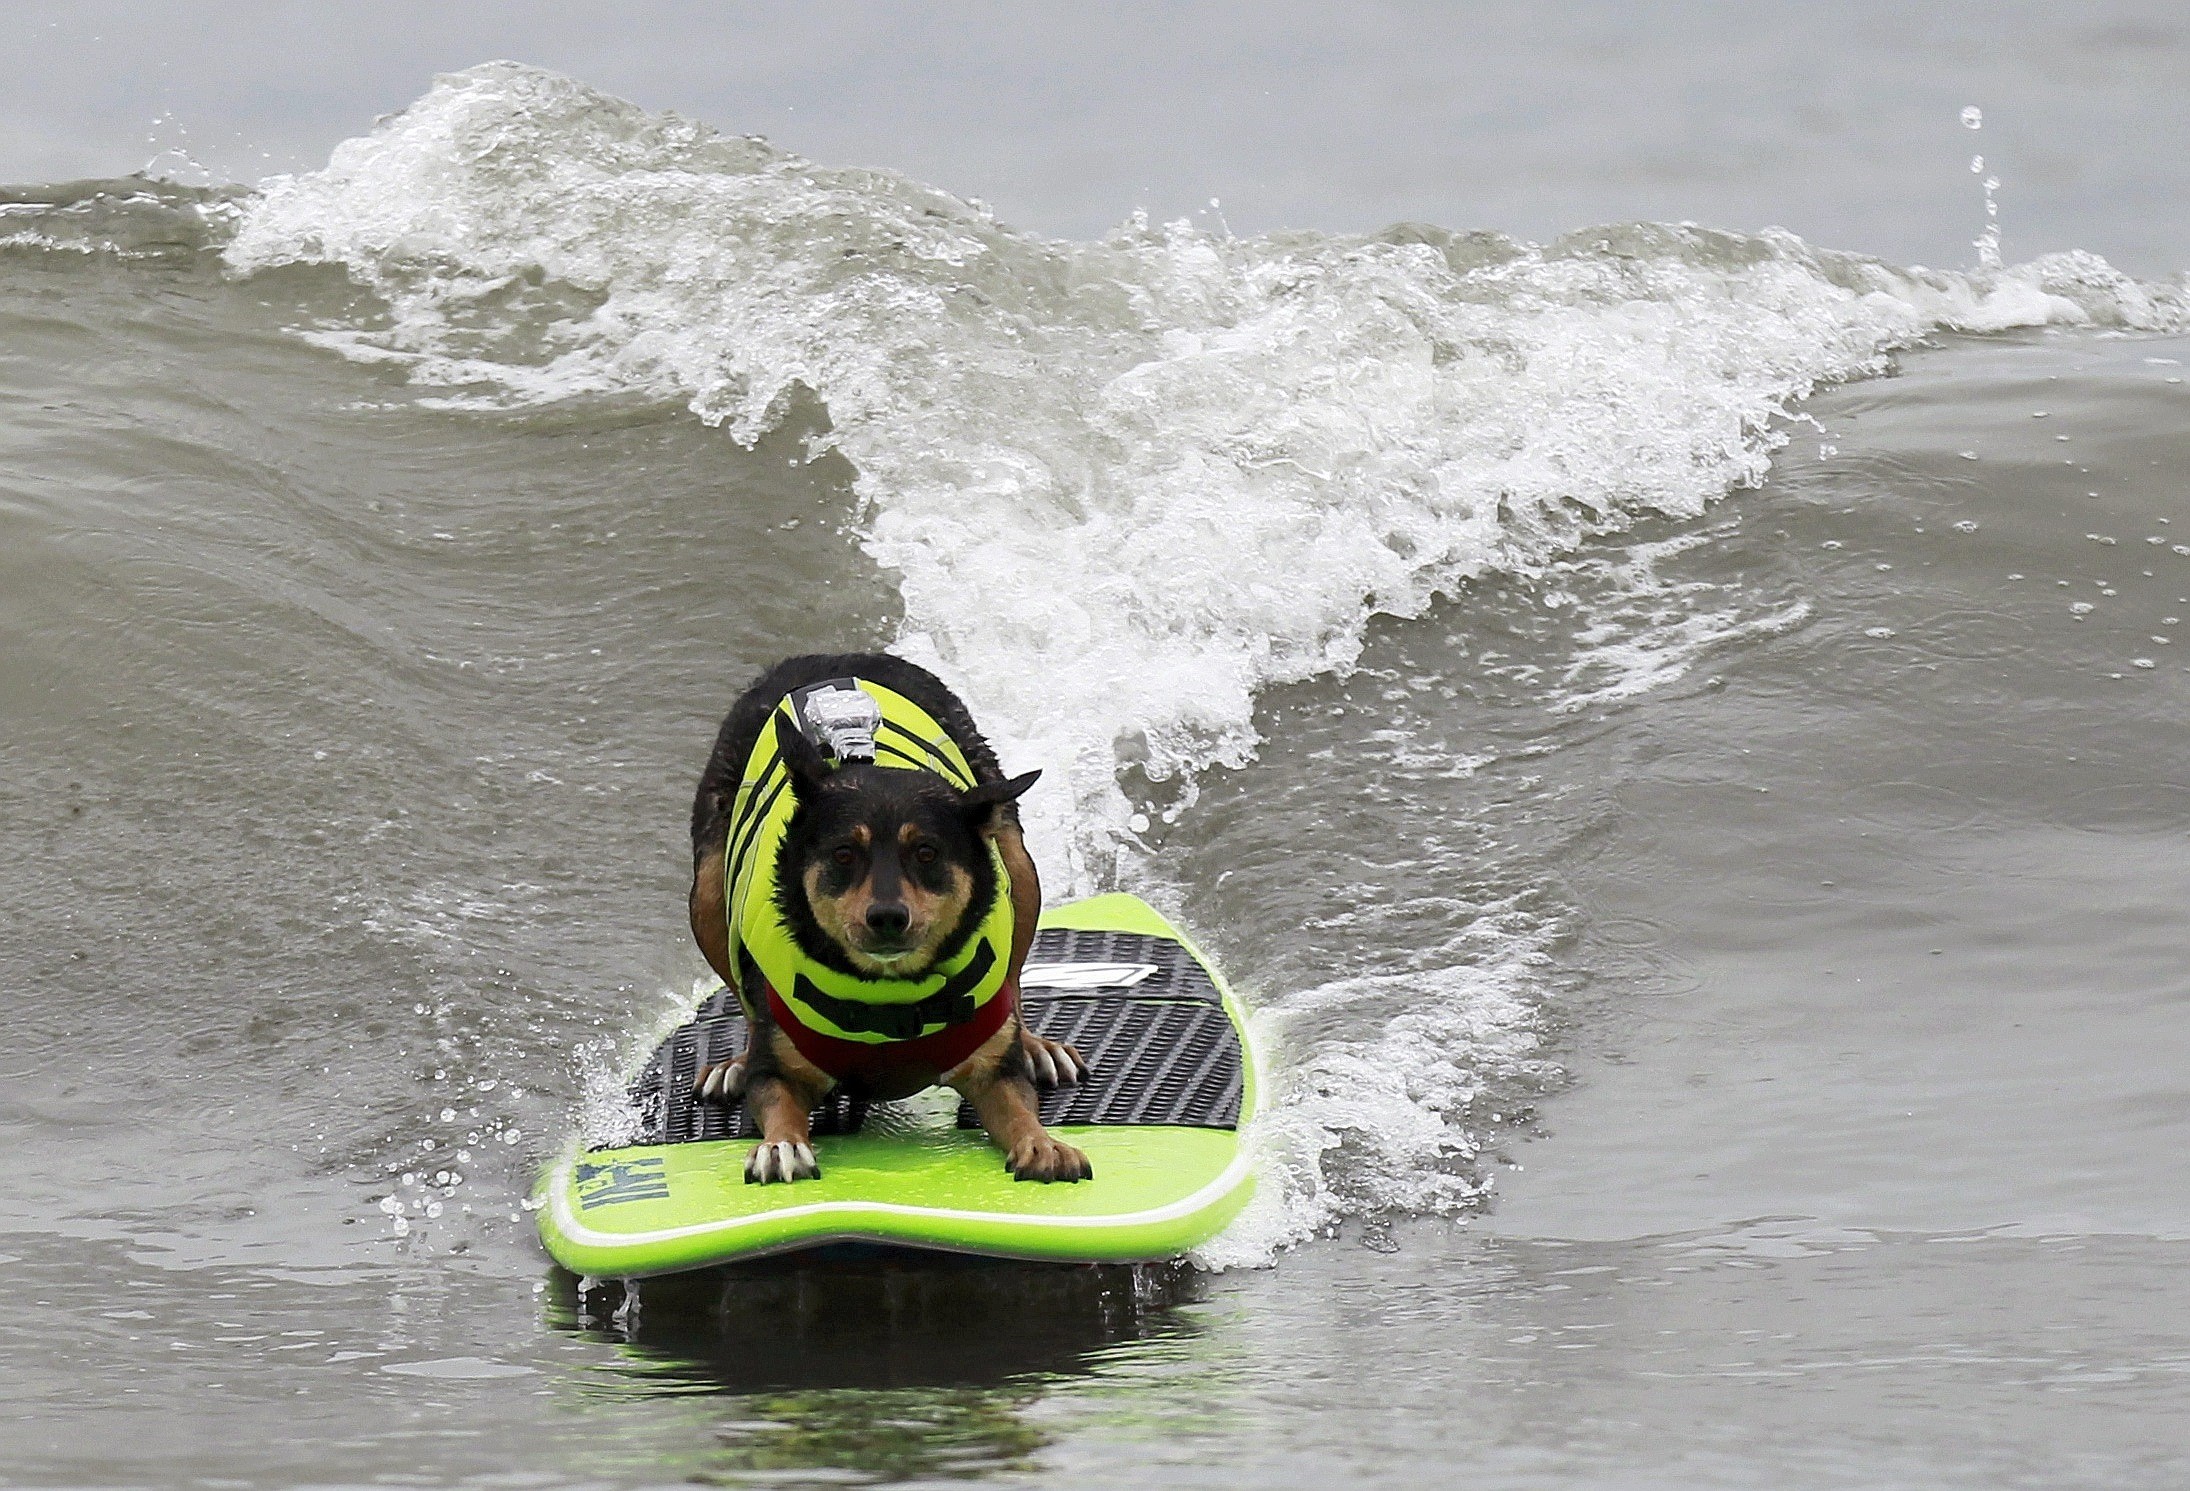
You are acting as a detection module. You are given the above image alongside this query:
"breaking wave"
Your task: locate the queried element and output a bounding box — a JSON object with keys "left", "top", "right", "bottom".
{"left": 218, "top": 62, "right": 2185, "bottom": 885}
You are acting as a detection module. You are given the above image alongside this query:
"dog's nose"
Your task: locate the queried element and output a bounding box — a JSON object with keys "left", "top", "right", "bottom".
{"left": 866, "top": 902, "right": 910, "bottom": 936}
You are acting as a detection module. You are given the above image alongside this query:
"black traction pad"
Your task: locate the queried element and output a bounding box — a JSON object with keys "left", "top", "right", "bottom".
{"left": 623, "top": 927, "right": 1243, "bottom": 1146}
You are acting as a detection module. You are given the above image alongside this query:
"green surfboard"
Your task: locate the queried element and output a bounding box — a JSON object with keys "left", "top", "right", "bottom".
{"left": 536, "top": 894, "right": 1257, "bottom": 1276}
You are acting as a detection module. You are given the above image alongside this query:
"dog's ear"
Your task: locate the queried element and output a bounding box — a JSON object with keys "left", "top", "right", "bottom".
{"left": 774, "top": 712, "right": 832, "bottom": 800}
{"left": 959, "top": 769, "right": 1040, "bottom": 830}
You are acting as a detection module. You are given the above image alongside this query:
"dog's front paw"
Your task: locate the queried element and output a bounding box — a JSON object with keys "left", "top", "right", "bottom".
{"left": 744, "top": 1140, "right": 820, "bottom": 1184}
{"left": 1021, "top": 1030, "right": 1088, "bottom": 1089}
{"left": 1005, "top": 1133, "right": 1092, "bottom": 1183}
{"left": 692, "top": 1056, "right": 747, "bottom": 1105}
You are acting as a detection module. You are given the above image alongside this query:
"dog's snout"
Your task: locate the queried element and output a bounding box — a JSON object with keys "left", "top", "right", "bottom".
{"left": 865, "top": 901, "right": 910, "bottom": 936}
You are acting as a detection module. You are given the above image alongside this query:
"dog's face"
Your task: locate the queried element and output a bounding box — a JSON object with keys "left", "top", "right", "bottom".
{"left": 793, "top": 767, "right": 983, "bottom": 976}
{"left": 774, "top": 716, "right": 1037, "bottom": 979}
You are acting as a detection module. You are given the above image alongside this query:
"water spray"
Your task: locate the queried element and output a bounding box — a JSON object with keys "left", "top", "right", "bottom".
{"left": 1961, "top": 105, "right": 2002, "bottom": 272}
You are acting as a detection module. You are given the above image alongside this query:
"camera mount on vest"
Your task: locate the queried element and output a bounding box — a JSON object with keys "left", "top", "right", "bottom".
{"left": 801, "top": 684, "right": 883, "bottom": 764}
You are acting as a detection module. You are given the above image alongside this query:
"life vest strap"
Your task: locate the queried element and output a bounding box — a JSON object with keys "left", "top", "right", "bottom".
{"left": 786, "top": 940, "right": 997, "bottom": 1041}
{"left": 767, "top": 976, "right": 1019, "bottom": 1085}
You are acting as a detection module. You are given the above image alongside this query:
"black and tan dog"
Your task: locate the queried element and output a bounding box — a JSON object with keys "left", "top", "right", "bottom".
{"left": 687, "top": 653, "right": 1091, "bottom": 1183}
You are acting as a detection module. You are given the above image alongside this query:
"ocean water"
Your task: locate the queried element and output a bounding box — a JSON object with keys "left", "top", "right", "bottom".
{"left": 4, "top": 55, "right": 2188, "bottom": 1491}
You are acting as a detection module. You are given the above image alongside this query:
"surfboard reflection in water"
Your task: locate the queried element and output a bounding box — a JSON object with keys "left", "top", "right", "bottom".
{"left": 550, "top": 1257, "right": 1202, "bottom": 1483}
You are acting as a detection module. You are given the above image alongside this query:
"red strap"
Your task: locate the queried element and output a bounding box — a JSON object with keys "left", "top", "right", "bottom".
{"left": 767, "top": 977, "right": 1018, "bottom": 1084}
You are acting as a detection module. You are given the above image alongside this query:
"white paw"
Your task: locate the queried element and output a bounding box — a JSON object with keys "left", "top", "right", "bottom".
{"left": 1005, "top": 1133, "right": 1093, "bottom": 1183}
{"left": 1026, "top": 1037, "right": 1088, "bottom": 1089}
{"left": 693, "top": 1058, "right": 746, "bottom": 1104}
{"left": 744, "top": 1140, "right": 820, "bottom": 1184}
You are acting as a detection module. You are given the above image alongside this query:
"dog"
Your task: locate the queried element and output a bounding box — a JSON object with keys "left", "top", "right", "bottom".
{"left": 686, "top": 653, "right": 1092, "bottom": 1184}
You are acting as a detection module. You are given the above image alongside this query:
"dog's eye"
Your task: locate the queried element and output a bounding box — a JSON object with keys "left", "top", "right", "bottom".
{"left": 831, "top": 846, "right": 857, "bottom": 868}
{"left": 912, "top": 844, "right": 939, "bottom": 866}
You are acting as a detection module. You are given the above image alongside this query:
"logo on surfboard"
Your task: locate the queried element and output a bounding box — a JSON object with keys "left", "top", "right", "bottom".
{"left": 574, "top": 1156, "right": 670, "bottom": 1209}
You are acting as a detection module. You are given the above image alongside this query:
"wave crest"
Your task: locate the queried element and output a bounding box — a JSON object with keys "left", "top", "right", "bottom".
{"left": 224, "top": 64, "right": 2186, "bottom": 887}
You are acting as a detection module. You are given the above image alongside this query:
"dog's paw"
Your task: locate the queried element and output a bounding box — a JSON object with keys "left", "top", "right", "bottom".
{"left": 744, "top": 1140, "right": 821, "bottom": 1184}
{"left": 1005, "top": 1133, "right": 1092, "bottom": 1183}
{"left": 1021, "top": 1030, "right": 1088, "bottom": 1089}
{"left": 692, "top": 1056, "right": 747, "bottom": 1105}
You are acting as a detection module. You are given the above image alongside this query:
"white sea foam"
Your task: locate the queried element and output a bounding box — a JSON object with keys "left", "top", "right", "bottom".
{"left": 221, "top": 64, "right": 2187, "bottom": 880}
{"left": 1194, "top": 898, "right": 1562, "bottom": 1267}
{"left": 1548, "top": 523, "right": 1812, "bottom": 712}
{"left": 221, "top": 63, "right": 2190, "bottom": 1260}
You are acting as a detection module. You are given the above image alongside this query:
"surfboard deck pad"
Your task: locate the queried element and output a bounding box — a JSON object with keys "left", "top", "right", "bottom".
{"left": 537, "top": 895, "right": 1257, "bottom": 1276}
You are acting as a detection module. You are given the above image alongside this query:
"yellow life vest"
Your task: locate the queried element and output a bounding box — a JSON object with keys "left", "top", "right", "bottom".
{"left": 722, "top": 677, "right": 1016, "bottom": 1048}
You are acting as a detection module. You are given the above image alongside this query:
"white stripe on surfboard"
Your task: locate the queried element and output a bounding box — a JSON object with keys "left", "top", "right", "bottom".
{"left": 544, "top": 1144, "right": 1254, "bottom": 1253}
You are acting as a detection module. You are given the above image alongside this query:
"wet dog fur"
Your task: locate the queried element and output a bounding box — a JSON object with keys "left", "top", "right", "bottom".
{"left": 687, "top": 653, "right": 1091, "bottom": 1184}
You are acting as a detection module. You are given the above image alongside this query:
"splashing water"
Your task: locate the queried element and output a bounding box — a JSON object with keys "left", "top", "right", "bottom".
{"left": 1195, "top": 896, "right": 1563, "bottom": 1266}
{"left": 1963, "top": 104, "right": 2004, "bottom": 272}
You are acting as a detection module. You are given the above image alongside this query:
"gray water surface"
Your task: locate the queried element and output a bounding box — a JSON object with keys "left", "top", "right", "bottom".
{"left": 5, "top": 14, "right": 2190, "bottom": 1491}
